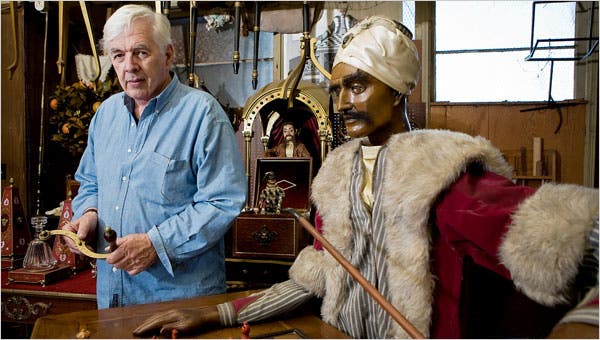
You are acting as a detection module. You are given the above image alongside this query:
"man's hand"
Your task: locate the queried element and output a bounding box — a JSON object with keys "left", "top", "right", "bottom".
{"left": 132, "top": 306, "right": 221, "bottom": 337}
{"left": 62, "top": 210, "right": 98, "bottom": 255}
{"left": 106, "top": 233, "right": 157, "bottom": 276}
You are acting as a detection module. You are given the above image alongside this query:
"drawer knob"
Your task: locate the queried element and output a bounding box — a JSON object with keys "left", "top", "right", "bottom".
{"left": 252, "top": 226, "right": 278, "bottom": 247}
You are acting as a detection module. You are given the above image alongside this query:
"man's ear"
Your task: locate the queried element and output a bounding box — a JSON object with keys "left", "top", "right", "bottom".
{"left": 165, "top": 45, "right": 175, "bottom": 66}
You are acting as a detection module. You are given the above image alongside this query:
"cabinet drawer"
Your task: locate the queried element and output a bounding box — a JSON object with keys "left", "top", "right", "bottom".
{"left": 233, "top": 216, "right": 307, "bottom": 260}
{"left": 226, "top": 259, "right": 292, "bottom": 290}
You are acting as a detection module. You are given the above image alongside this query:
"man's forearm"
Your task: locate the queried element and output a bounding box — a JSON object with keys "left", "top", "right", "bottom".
{"left": 217, "top": 280, "right": 313, "bottom": 326}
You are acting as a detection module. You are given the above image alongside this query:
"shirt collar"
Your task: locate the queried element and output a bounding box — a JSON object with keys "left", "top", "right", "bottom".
{"left": 122, "top": 72, "right": 179, "bottom": 116}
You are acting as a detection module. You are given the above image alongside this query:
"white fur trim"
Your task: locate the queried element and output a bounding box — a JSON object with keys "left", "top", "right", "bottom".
{"left": 499, "top": 183, "right": 599, "bottom": 306}
{"left": 288, "top": 246, "right": 327, "bottom": 297}
{"left": 307, "top": 130, "right": 513, "bottom": 337}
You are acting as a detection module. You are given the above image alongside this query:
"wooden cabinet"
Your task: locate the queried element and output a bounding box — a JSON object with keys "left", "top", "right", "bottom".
{"left": 226, "top": 158, "right": 313, "bottom": 290}
{"left": 226, "top": 212, "right": 311, "bottom": 290}
{"left": 232, "top": 213, "right": 309, "bottom": 260}
{"left": 225, "top": 258, "right": 297, "bottom": 291}
{"left": 1, "top": 268, "right": 96, "bottom": 338}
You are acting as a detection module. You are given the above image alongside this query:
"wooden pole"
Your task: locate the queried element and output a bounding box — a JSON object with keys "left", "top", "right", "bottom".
{"left": 283, "top": 208, "right": 425, "bottom": 339}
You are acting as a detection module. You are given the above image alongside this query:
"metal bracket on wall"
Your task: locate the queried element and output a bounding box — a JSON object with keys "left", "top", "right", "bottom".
{"left": 521, "top": 1, "right": 599, "bottom": 134}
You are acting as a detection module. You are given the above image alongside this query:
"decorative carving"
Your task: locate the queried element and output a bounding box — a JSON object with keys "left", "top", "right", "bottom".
{"left": 2, "top": 296, "right": 52, "bottom": 321}
{"left": 252, "top": 226, "right": 278, "bottom": 247}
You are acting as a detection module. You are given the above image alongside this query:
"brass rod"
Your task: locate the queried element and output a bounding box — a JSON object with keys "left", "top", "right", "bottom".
{"left": 188, "top": 1, "right": 198, "bottom": 87}
{"left": 283, "top": 208, "right": 426, "bottom": 339}
{"left": 233, "top": 1, "right": 242, "bottom": 74}
{"left": 252, "top": 2, "right": 260, "bottom": 89}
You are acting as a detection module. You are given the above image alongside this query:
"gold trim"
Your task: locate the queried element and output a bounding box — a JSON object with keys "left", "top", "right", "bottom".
{"left": 2, "top": 288, "right": 96, "bottom": 301}
{"left": 226, "top": 258, "right": 294, "bottom": 266}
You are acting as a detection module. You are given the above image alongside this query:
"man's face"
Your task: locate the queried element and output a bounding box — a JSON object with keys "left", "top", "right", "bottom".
{"left": 329, "top": 63, "right": 402, "bottom": 145}
{"left": 107, "top": 18, "right": 173, "bottom": 105}
{"left": 282, "top": 124, "right": 296, "bottom": 142}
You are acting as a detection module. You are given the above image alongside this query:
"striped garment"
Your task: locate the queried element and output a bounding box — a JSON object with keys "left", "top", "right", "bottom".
{"left": 336, "top": 146, "right": 393, "bottom": 338}
{"left": 217, "top": 145, "right": 396, "bottom": 337}
{"left": 217, "top": 280, "right": 312, "bottom": 326}
{"left": 215, "top": 146, "right": 599, "bottom": 336}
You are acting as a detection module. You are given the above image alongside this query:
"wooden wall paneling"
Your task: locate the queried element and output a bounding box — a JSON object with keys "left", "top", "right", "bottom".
{"left": 430, "top": 101, "right": 587, "bottom": 186}
{"left": 428, "top": 104, "right": 447, "bottom": 129}
{"left": 23, "top": 4, "right": 62, "bottom": 217}
{"left": 1, "top": 4, "right": 27, "bottom": 212}
{"left": 18, "top": 2, "right": 109, "bottom": 217}
{"left": 407, "top": 40, "right": 422, "bottom": 104}
{"left": 486, "top": 103, "right": 585, "bottom": 185}
{"left": 445, "top": 105, "right": 489, "bottom": 138}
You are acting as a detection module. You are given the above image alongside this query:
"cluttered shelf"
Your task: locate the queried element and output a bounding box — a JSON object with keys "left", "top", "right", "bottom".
{"left": 502, "top": 146, "right": 558, "bottom": 188}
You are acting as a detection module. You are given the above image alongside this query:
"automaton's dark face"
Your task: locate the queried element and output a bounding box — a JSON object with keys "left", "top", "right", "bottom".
{"left": 329, "top": 63, "right": 405, "bottom": 146}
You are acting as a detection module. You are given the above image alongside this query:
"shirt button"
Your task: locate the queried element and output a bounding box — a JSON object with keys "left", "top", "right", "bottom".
{"left": 131, "top": 122, "right": 135, "bottom": 127}
{"left": 115, "top": 206, "right": 119, "bottom": 210}
{"left": 121, "top": 176, "right": 127, "bottom": 181}
{"left": 127, "top": 148, "right": 132, "bottom": 153}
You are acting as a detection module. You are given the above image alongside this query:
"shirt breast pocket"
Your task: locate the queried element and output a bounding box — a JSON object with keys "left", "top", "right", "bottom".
{"left": 149, "top": 152, "right": 196, "bottom": 204}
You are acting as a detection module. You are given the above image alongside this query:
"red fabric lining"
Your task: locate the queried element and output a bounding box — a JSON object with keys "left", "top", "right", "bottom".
{"left": 232, "top": 294, "right": 263, "bottom": 313}
{"left": 1, "top": 268, "right": 96, "bottom": 295}
{"left": 432, "top": 170, "right": 536, "bottom": 338}
{"left": 312, "top": 212, "right": 324, "bottom": 251}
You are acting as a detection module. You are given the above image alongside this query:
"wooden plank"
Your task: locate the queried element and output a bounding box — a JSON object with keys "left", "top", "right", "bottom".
{"left": 533, "top": 137, "right": 543, "bottom": 176}
{"left": 429, "top": 101, "right": 586, "bottom": 185}
{"left": 1, "top": 6, "right": 27, "bottom": 211}
{"left": 31, "top": 290, "right": 350, "bottom": 339}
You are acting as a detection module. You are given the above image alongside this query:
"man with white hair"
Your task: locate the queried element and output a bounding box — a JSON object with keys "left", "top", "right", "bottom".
{"left": 64, "top": 4, "right": 246, "bottom": 308}
{"left": 134, "top": 16, "right": 598, "bottom": 338}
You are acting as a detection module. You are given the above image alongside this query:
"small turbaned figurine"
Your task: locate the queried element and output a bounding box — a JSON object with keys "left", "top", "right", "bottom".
{"left": 258, "top": 171, "right": 285, "bottom": 214}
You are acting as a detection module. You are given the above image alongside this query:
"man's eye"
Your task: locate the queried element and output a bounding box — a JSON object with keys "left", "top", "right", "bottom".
{"left": 351, "top": 84, "right": 364, "bottom": 93}
{"left": 112, "top": 54, "right": 124, "bottom": 61}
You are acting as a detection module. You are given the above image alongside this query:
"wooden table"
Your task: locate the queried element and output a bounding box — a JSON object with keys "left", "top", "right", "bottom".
{"left": 32, "top": 290, "right": 350, "bottom": 339}
{"left": 1, "top": 268, "right": 96, "bottom": 337}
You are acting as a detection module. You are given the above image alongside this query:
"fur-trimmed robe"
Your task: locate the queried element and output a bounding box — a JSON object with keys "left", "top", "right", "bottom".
{"left": 289, "top": 129, "right": 598, "bottom": 338}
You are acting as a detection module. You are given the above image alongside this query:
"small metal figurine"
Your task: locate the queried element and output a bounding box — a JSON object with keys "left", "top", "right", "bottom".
{"left": 76, "top": 327, "right": 90, "bottom": 339}
{"left": 258, "top": 171, "right": 285, "bottom": 214}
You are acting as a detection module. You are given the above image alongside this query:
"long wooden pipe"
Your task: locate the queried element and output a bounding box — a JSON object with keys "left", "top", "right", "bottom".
{"left": 283, "top": 208, "right": 425, "bottom": 339}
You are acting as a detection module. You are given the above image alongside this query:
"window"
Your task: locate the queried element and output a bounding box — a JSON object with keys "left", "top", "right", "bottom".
{"left": 435, "top": 1, "right": 576, "bottom": 102}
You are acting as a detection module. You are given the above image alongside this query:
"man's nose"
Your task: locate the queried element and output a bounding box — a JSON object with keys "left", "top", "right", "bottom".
{"left": 335, "top": 88, "right": 352, "bottom": 111}
{"left": 124, "top": 53, "right": 138, "bottom": 72}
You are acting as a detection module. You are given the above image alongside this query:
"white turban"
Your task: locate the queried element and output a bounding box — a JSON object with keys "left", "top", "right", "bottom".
{"left": 333, "top": 16, "right": 420, "bottom": 95}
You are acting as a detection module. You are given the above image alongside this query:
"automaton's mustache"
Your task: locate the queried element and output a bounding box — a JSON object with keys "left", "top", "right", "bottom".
{"left": 342, "top": 110, "right": 369, "bottom": 121}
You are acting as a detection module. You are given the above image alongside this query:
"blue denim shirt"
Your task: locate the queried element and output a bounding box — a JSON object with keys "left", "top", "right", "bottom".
{"left": 72, "top": 76, "right": 247, "bottom": 309}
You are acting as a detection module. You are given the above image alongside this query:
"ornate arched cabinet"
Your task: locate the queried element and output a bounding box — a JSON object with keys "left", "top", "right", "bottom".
{"left": 228, "top": 79, "right": 332, "bottom": 290}
{"left": 240, "top": 79, "right": 332, "bottom": 209}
